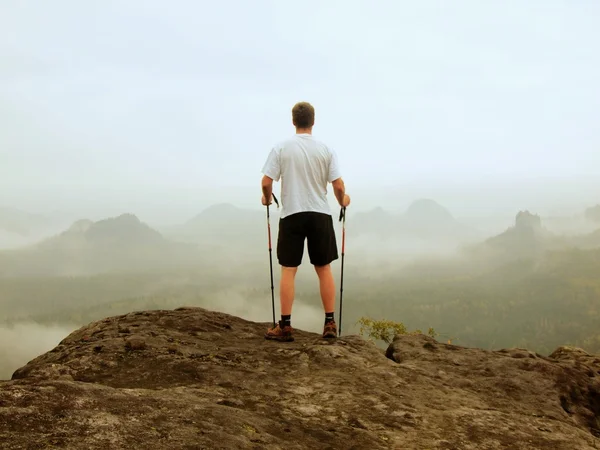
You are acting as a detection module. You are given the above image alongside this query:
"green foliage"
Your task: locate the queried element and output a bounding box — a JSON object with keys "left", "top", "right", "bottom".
{"left": 357, "top": 317, "right": 436, "bottom": 344}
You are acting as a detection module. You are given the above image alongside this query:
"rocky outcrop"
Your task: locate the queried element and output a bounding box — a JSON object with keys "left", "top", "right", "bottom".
{"left": 1, "top": 307, "right": 599, "bottom": 449}
{"left": 479, "top": 210, "right": 553, "bottom": 262}
{"left": 515, "top": 210, "right": 542, "bottom": 230}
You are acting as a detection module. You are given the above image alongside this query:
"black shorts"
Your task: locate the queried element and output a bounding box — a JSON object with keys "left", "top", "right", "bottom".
{"left": 277, "top": 212, "right": 339, "bottom": 267}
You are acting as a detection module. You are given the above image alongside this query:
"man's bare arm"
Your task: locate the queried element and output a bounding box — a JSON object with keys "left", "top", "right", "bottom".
{"left": 261, "top": 175, "right": 273, "bottom": 204}
{"left": 331, "top": 177, "right": 349, "bottom": 207}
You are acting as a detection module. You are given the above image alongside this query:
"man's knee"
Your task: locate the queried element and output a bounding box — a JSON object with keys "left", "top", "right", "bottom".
{"left": 281, "top": 266, "right": 298, "bottom": 275}
{"left": 314, "top": 264, "right": 331, "bottom": 275}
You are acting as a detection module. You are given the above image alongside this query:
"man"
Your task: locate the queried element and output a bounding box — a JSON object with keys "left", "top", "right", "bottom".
{"left": 260, "top": 101, "right": 351, "bottom": 342}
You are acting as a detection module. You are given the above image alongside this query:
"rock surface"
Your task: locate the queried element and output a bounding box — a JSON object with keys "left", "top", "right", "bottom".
{"left": 1, "top": 307, "right": 599, "bottom": 449}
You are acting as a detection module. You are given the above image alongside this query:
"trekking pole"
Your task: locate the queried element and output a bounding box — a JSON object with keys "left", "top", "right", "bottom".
{"left": 267, "top": 193, "right": 280, "bottom": 326}
{"left": 338, "top": 206, "right": 346, "bottom": 336}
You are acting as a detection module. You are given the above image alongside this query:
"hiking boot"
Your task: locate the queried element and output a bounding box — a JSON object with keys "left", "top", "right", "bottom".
{"left": 322, "top": 320, "right": 337, "bottom": 339}
{"left": 265, "top": 321, "right": 294, "bottom": 342}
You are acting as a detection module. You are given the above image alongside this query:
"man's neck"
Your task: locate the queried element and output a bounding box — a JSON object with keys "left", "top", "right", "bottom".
{"left": 295, "top": 127, "right": 312, "bottom": 135}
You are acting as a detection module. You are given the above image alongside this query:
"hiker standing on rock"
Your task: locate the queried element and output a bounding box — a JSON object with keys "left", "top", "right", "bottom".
{"left": 260, "top": 101, "right": 351, "bottom": 341}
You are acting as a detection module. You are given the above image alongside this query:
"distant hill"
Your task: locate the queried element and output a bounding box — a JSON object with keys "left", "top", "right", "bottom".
{"left": 162, "top": 200, "right": 481, "bottom": 263}
{"left": 44, "top": 214, "right": 167, "bottom": 249}
{"left": 160, "top": 203, "right": 274, "bottom": 261}
{"left": 350, "top": 199, "right": 481, "bottom": 246}
{"left": 404, "top": 198, "right": 455, "bottom": 224}
{"left": 399, "top": 199, "right": 479, "bottom": 241}
{"left": 0, "top": 213, "right": 210, "bottom": 277}
{"left": 181, "top": 203, "right": 265, "bottom": 240}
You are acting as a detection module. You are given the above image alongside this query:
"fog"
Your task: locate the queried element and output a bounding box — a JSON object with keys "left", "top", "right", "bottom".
{"left": 1, "top": 1, "right": 599, "bottom": 378}
{"left": 202, "top": 288, "right": 325, "bottom": 335}
{"left": 0, "top": 323, "right": 76, "bottom": 379}
{"left": 0, "top": 288, "right": 326, "bottom": 380}
{"left": 2, "top": 1, "right": 599, "bottom": 218}
{"left": 1, "top": 196, "right": 600, "bottom": 377}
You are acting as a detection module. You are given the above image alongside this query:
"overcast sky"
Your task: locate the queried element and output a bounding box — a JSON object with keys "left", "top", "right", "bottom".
{"left": 1, "top": 1, "right": 599, "bottom": 221}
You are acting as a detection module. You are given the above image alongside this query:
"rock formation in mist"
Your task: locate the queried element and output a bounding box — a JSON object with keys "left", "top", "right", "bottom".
{"left": 481, "top": 210, "right": 554, "bottom": 259}
{"left": 515, "top": 210, "right": 543, "bottom": 230}
{"left": 460, "top": 208, "right": 600, "bottom": 269}
{"left": 1, "top": 307, "right": 599, "bottom": 449}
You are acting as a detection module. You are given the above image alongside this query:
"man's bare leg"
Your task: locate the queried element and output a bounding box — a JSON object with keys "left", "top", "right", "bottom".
{"left": 315, "top": 264, "right": 337, "bottom": 338}
{"left": 280, "top": 266, "right": 298, "bottom": 316}
{"left": 314, "top": 264, "right": 335, "bottom": 314}
{"left": 265, "top": 266, "right": 297, "bottom": 341}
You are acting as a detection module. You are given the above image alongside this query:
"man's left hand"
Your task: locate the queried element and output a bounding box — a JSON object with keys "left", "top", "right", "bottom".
{"left": 261, "top": 195, "right": 272, "bottom": 206}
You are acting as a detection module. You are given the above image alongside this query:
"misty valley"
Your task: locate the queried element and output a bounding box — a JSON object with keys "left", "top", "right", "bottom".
{"left": 1, "top": 200, "right": 600, "bottom": 380}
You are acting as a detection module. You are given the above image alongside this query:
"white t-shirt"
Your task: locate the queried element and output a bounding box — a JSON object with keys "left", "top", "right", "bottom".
{"left": 261, "top": 133, "right": 342, "bottom": 219}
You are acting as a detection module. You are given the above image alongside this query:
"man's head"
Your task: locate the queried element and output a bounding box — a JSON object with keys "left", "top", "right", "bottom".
{"left": 292, "top": 101, "right": 315, "bottom": 129}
